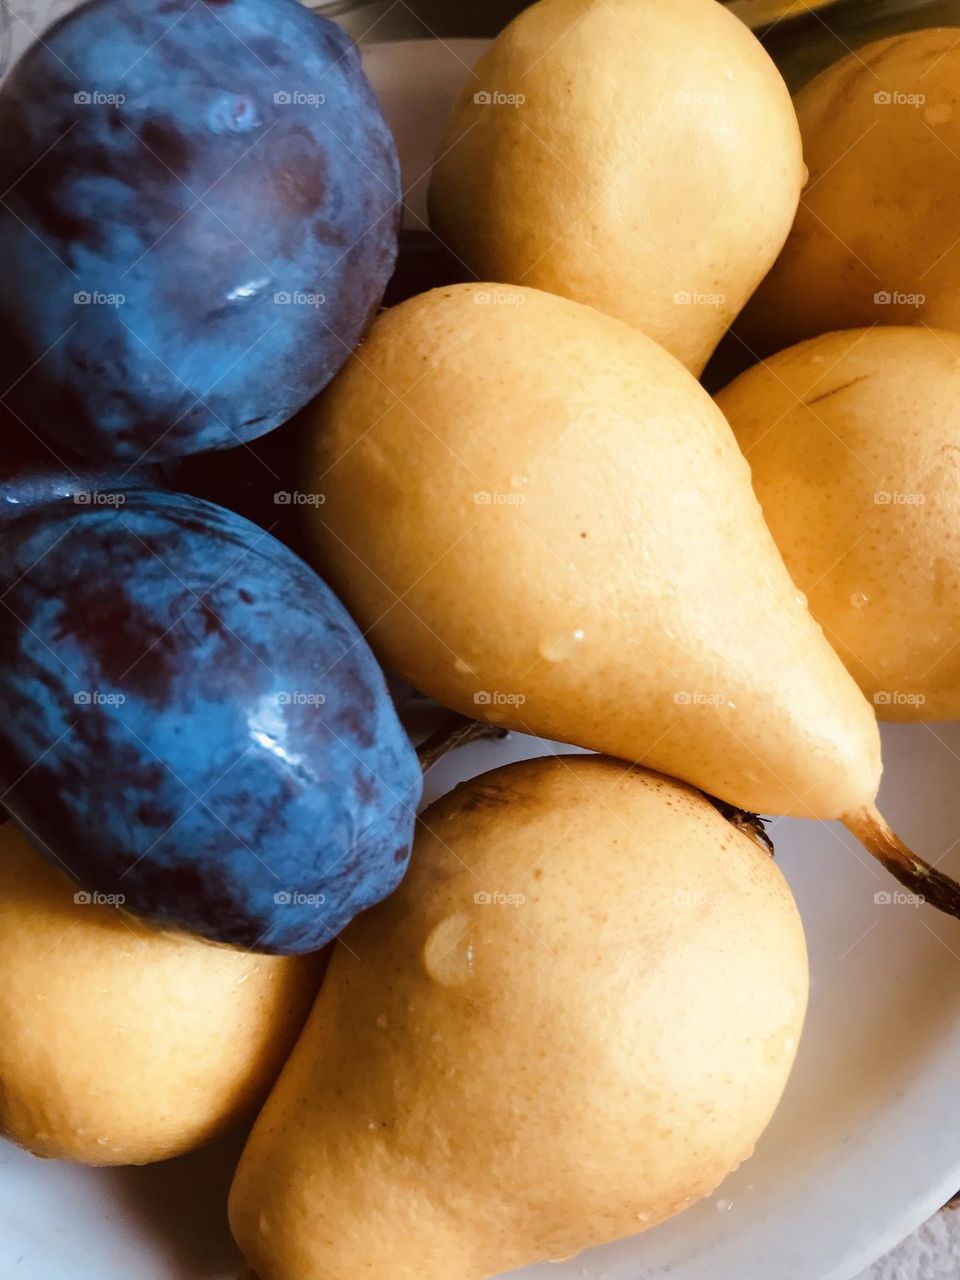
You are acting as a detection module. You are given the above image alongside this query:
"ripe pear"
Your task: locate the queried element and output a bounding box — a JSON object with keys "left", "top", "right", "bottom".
{"left": 301, "top": 284, "right": 960, "bottom": 912}
{"left": 428, "top": 0, "right": 803, "bottom": 374}
{"left": 0, "top": 823, "right": 322, "bottom": 1166}
{"left": 718, "top": 326, "right": 960, "bottom": 722}
{"left": 230, "top": 755, "right": 808, "bottom": 1280}
{"left": 741, "top": 29, "right": 960, "bottom": 353}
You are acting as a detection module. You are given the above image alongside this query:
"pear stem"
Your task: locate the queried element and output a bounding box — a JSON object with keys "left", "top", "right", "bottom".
{"left": 416, "top": 714, "right": 508, "bottom": 774}
{"left": 706, "top": 796, "right": 774, "bottom": 856}
{"left": 842, "top": 803, "right": 960, "bottom": 919}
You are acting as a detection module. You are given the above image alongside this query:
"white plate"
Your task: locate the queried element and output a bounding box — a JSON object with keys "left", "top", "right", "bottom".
{"left": 4, "top": 26, "right": 960, "bottom": 1280}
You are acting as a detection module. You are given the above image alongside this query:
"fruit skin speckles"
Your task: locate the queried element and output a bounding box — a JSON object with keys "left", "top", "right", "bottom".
{"left": 0, "top": 489, "right": 422, "bottom": 954}
{"left": 0, "top": 0, "right": 401, "bottom": 462}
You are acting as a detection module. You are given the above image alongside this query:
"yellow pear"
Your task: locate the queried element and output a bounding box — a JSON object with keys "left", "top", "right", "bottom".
{"left": 718, "top": 326, "right": 960, "bottom": 721}
{"left": 230, "top": 755, "right": 808, "bottom": 1280}
{"left": 0, "top": 823, "right": 323, "bottom": 1166}
{"left": 742, "top": 28, "right": 960, "bottom": 353}
{"left": 302, "top": 284, "right": 875, "bottom": 821}
{"left": 300, "top": 283, "right": 960, "bottom": 912}
{"left": 428, "top": 0, "right": 803, "bottom": 374}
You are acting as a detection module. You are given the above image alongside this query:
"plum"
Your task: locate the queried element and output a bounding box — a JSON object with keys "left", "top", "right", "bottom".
{"left": 0, "top": 488, "right": 421, "bottom": 953}
{"left": 0, "top": 0, "right": 401, "bottom": 462}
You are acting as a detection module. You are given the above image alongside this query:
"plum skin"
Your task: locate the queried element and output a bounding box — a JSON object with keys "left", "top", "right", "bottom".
{"left": 0, "top": 489, "right": 422, "bottom": 954}
{"left": 0, "top": 0, "right": 401, "bottom": 462}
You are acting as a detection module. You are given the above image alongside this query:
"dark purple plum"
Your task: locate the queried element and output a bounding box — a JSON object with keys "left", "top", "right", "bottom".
{"left": 0, "top": 0, "right": 401, "bottom": 462}
{"left": 0, "top": 488, "right": 421, "bottom": 953}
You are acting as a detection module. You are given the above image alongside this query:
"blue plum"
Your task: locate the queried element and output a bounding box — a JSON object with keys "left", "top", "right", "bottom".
{"left": 0, "top": 488, "right": 422, "bottom": 953}
{"left": 0, "top": 0, "right": 401, "bottom": 462}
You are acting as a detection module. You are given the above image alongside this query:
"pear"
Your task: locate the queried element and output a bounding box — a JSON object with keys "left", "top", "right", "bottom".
{"left": 0, "top": 823, "right": 322, "bottom": 1166}
{"left": 230, "top": 755, "right": 808, "bottom": 1280}
{"left": 741, "top": 28, "right": 960, "bottom": 353}
{"left": 428, "top": 0, "right": 803, "bottom": 374}
{"left": 300, "top": 283, "right": 960, "bottom": 913}
{"left": 717, "top": 326, "right": 960, "bottom": 722}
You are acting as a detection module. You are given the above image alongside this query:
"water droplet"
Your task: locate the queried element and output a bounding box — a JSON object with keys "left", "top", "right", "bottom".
{"left": 423, "top": 913, "right": 475, "bottom": 987}
{"left": 716, "top": 1198, "right": 734, "bottom": 1213}
{"left": 850, "top": 591, "right": 869, "bottom": 609}
{"left": 800, "top": 162, "right": 810, "bottom": 188}
{"left": 539, "top": 630, "right": 586, "bottom": 663}
{"left": 375, "top": 1013, "right": 389, "bottom": 1030}
{"left": 725, "top": 700, "right": 737, "bottom": 711}
{"left": 259, "top": 1211, "right": 271, "bottom": 1235}
{"left": 794, "top": 589, "right": 807, "bottom": 609}
{"left": 510, "top": 473, "right": 529, "bottom": 488}
{"left": 454, "top": 657, "right": 475, "bottom": 675}
{"left": 924, "top": 102, "right": 953, "bottom": 126}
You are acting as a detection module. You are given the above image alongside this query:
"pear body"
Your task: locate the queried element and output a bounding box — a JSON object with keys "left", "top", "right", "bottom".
{"left": 743, "top": 29, "right": 960, "bottom": 353}
{"left": 427, "top": 0, "right": 803, "bottom": 374}
{"left": 230, "top": 755, "right": 808, "bottom": 1280}
{"left": 301, "top": 283, "right": 880, "bottom": 819}
{"left": 0, "top": 824, "right": 322, "bottom": 1165}
{"left": 718, "top": 327, "right": 960, "bottom": 721}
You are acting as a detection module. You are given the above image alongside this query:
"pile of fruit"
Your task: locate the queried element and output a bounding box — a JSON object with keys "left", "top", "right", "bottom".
{"left": 1, "top": 0, "right": 959, "bottom": 1277}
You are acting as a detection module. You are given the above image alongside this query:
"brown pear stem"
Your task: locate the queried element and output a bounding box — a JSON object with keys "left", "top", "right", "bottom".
{"left": 843, "top": 804, "right": 960, "bottom": 919}
{"left": 416, "top": 714, "right": 508, "bottom": 774}
{"left": 706, "top": 795, "right": 775, "bottom": 857}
